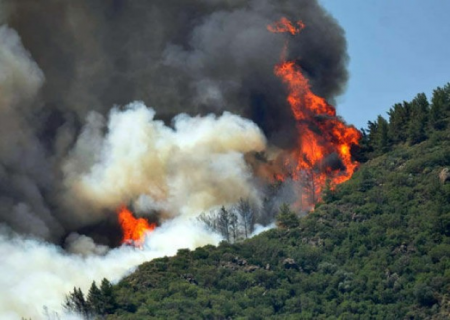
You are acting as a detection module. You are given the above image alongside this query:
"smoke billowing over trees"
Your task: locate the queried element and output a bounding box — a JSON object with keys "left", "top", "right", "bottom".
{"left": 0, "top": 0, "right": 349, "bottom": 241}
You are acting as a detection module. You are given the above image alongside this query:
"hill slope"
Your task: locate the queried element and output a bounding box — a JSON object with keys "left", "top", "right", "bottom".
{"left": 96, "top": 125, "right": 450, "bottom": 319}
{"left": 65, "top": 85, "right": 450, "bottom": 319}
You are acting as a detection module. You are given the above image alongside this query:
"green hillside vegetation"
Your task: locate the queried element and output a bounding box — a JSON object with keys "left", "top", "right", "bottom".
{"left": 65, "top": 84, "right": 450, "bottom": 319}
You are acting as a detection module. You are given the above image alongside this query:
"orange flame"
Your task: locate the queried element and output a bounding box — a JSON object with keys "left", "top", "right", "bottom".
{"left": 267, "top": 17, "right": 305, "bottom": 35}
{"left": 269, "top": 18, "right": 361, "bottom": 210}
{"left": 118, "top": 206, "right": 156, "bottom": 247}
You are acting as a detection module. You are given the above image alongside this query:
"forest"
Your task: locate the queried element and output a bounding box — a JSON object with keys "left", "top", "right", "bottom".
{"left": 64, "top": 83, "right": 450, "bottom": 319}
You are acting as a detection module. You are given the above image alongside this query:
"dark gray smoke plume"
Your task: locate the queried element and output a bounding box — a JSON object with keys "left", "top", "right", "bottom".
{"left": 0, "top": 0, "right": 348, "bottom": 241}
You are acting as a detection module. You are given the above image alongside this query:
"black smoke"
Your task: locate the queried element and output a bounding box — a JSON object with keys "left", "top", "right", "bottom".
{"left": 0, "top": 0, "right": 348, "bottom": 241}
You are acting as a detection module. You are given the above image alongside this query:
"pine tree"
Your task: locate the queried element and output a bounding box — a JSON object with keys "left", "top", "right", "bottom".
{"left": 375, "top": 115, "right": 390, "bottom": 154}
{"left": 429, "top": 86, "right": 449, "bottom": 130}
{"left": 408, "top": 93, "right": 429, "bottom": 144}
{"left": 276, "top": 204, "right": 299, "bottom": 229}
{"left": 218, "top": 206, "right": 231, "bottom": 242}
{"left": 87, "top": 281, "right": 103, "bottom": 315}
{"left": 365, "top": 118, "right": 390, "bottom": 156}
{"left": 236, "top": 198, "right": 255, "bottom": 238}
{"left": 366, "top": 120, "right": 378, "bottom": 145}
{"left": 63, "top": 287, "right": 90, "bottom": 318}
{"left": 228, "top": 208, "right": 239, "bottom": 243}
{"left": 99, "top": 278, "right": 117, "bottom": 314}
{"left": 388, "top": 102, "right": 410, "bottom": 144}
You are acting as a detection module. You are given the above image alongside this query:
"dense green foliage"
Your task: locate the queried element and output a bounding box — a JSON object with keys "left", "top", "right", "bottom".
{"left": 359, "top": 83, "right": 450, "bottom": 159}
{"left": 66, "top": 84, "right": 450, "bottom": 319}
{"left": 63, "top": 279, "right": 117, "bottom": 318}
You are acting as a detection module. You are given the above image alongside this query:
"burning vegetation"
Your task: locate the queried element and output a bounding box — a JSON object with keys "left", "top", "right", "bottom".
{"left": 117, "top": 207, "right": 155, "bottom": 248}
{"left": 268, "top": 18, "right": 361, "bottom": 210}
{"left": 267, "top": 17, "right": 305, "bottom": 35}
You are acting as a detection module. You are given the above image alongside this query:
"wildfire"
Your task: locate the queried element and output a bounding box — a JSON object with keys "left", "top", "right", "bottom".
{"left": 269, "top": 18, "right": 361, "bottom": 210}
{"left": 117, "top": 206, "right": 156, "bottom": 248}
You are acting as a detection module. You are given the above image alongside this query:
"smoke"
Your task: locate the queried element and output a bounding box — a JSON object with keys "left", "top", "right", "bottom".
{"left": 251, "top": 222, "right": 276, "bottom": 237}
{"left": 62, "top": 102, "right": 266, "bottom": 226}
{"left": 0, "top": 25, "right": 64, "bottom": 241}
{"left": 6, "top": 0, "right": 347, "bottom": 136}
{"left": 65, "top": 233, "right": 109, "bottom": 256}
{"left": 0, "top": 221, "right": 221, "bottom": 320}
{"left": 0, "top": 0, "right": 347, "bottom": 241}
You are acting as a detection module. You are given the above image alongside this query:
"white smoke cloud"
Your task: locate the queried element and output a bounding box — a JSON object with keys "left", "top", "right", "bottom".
{"left": 251, "top": 223, "right": 276, "bottom": 237}
{"left": 63, "top": 102, "right": 266, "bottom": 223}
{"left": 0, "top": 220, "right": 222, "bottom": 320}
{"left": 0, "top": 96, "right": 269, "bottom": 319}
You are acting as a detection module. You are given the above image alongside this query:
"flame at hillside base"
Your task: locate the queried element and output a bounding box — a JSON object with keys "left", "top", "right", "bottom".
{"left": 118, "top": 206, "right": 156, "bottom": 248}
{"left": 269, "top": 18, "right": 361, "bottom": 210}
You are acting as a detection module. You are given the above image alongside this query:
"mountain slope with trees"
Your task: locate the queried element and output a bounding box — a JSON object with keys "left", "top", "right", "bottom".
{"left": 65, "top": 83, "right": 450, "bottom": 319}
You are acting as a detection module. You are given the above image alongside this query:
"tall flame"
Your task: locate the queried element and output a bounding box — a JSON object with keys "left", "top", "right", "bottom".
{"left": 118, "top": 206, "right": 156, "bottom": 247}
{"left": 269, "top": 18, "right": 361, "bottom": 210}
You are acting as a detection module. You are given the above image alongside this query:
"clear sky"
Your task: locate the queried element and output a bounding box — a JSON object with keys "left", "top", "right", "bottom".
{"left": 319, "top": 0, "right": 450, "bottom": 129}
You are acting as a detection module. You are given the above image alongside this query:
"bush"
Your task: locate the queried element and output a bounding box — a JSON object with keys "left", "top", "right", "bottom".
{"left": 276, "top": 204, "right": 299, "bottom": 229}
{"left": 414, "top": 283, "right": 437, "bottom": 306}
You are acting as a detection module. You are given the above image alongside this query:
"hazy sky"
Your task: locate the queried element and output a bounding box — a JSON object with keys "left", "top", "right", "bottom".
{"left": 320, "top": 0, "right": 450, "bottom": 129}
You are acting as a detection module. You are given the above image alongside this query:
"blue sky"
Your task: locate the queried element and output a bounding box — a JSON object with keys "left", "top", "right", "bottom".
{"left": 319, "top": 0, "right": 450, "bottom": 129}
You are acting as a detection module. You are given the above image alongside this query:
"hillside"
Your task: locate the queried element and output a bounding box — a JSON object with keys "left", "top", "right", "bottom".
{"left": 66, "top": 86, "right": 450, "bottom": 319}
